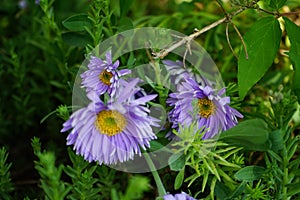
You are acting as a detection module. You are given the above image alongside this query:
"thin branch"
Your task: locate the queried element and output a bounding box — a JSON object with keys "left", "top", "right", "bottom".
{"left": 256, "top": 7, "right": 277, "bottom": 16}
{"left": 226, "top": 23, "right": 238, "bottom": 60}
{"left": 231, "top": 22, "right": 249, "bottom": 60}
{"left": 152, "top": 7, "right": 246, "bottom": 59}
{"left": 145, "top": 41, "right": 155, "bottom": 63}
{"left": 280, "top": 11, "right": 300, "bottom": 16}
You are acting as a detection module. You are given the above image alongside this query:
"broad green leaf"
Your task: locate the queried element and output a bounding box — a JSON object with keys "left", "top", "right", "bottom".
{"left": 219, "top": 119, "right": 271, "bottom": 151}
{"left": 284, "top": 17, "right": 300, "bottom": 103}
{"left": 268, "top": 0, "right": 287, "bottom": 10}
{"left": 62, "top": 32, "right": 92, "bottom": 47}
{"left": 174, "top": 168, "right": 185, "bottom": 190}
{"left": 238, "top": 17, "right": 281, "bottom": 99}
{"left": 62, "top": 14, "right": 92, "bottom": 32}
{"left": 168, "top": 153, "right": 186, "bottom": 171}
{"left": 234, "top": 166, "right": 266, "bottom": 181}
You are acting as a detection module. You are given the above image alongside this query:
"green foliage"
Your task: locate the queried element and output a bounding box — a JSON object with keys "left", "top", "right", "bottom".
{"left": 0, "top": 147, "right": 14, "bottom": 200}
{"left": 171, "top": 123, "right": 244, "bottom": 198}
{"left": 62, "top": 14, "right": 92, "bottom": 32}
{"left": 263, "top": 0, "right": 287, "bottom": 10}
{"left": 64, "top": 149, "right": 101, "bottom": 200}
{"left": 260, "top": 89, "right": 300, "bottom": 199}
{"left": 234, "top": 166, "right": 266, "bottom": 182}
{"left": 116, "top": 176, "right": 150, "bottom": 200}
{"left": 219, "top": 119, "right": 271, "bottom": 151}
{"left": 31, "top": 138, "right": 150, "bottom": 200}
{"left": 32, "top": 138, "right": 71, "bottom": 200}
{"left": 174, "top": 168, "right": 185, "bottom": 190}
{"left": 284, "top": 17, "right": 300, "bottom": 103}
{"left": 168, "top": 152, "right": 186, "bottom": 171}
{"left": 238, "top": 17, "right": 282, "bottom": 99}
{"left": 1, "top": 0, "right": 300, "bottom": 199}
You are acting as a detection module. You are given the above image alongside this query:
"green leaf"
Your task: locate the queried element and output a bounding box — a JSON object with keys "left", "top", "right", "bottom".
{"left": 123, "top": 176, "right": 149, "bottom": 200}
{"left": 287, "top": 181, "right": 300, "bottom": 197}
{"left": 234, "top": 166, "right": 266, "bottom": 181}
{"left": 62, "top": 32, "right": 93, "bottom": 47}
{"left": 111, "top": 188, "right": 119, "bottom": 200}
{"left": 214, "top": 181, "right": 231, "bottom": 199}
{"left": 238, "top": 17, "right": 282, "bottom": 99}
{"left": 119, "top": 0, "right": 133, "bottom": 17}
{"left": 284, "top": 17, "right": 300, "bottom": 103}
{"left": 174, "top": 168, "right": 185, "bottom": 190}
{"left": 168, "top": 153, "right": 186, "bottom": 171}
{"left": 62, "top": 14, "right": 92, "bottom": 32}
{"left": 219, "top": 119, "right": 271, "bottom": 151}
{"left": 268, "top": 0, "right": 287, "bottom": 10}
{"left": 117, "top": 17, "right": 134, "bottom": 34}
{"left": 227, "top": 181, "right": 247, "bottom": 199}
{"left": 269, "top": 129, "right": 284, "bottom": 151}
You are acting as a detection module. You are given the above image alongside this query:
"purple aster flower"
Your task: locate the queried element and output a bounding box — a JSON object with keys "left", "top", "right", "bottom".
{"left": 81, "top": 51, "right": 131, "bottom": 97}
{"left": 167, "top": 77, "right": 243, "bottom": 139}
{"left": 61, "top": 79, "right": 160, "bottom": 165}
{"left": 163, "top": 192, "right": 196, "bottom": 200}
{"left": 162, "top": 60, "right": 205, "bottom": 85}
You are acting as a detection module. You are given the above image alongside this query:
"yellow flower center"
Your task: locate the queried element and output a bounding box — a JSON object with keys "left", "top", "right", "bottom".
{"left": 99, "top": 70, "right": 113, "bottom": 85}
{"left": 198, "top": 98, "right": 215, "bottom": 118}
{"left": 95, "top": 110, "right": 127, "bottom": 136}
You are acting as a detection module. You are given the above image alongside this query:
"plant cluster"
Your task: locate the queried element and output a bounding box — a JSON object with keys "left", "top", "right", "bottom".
{"left": 0, "top": 0, "right": 300, "bottom": 199}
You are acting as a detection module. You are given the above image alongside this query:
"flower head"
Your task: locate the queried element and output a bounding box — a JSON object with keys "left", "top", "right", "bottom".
{"left": 61, "top": 79, "right": 160, "bottom": 165}
{"left": 81, "top": 51, "right": 130, "bottom": 97}
{"left": 163, "top": 192, "right": 196, "bottom": 200}
{"left": 162, "top": 60, "right": 205, "bottom": 85}
{"left": 167, "top": 77, "right": 243, "bottom": 139}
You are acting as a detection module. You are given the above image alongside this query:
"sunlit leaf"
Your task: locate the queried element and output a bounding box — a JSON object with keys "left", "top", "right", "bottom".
{"left": 238, "top": 17, "right": 281, "bottom": 99}
{"left": 174, "top": 168, "right": 185, "bottom": 190}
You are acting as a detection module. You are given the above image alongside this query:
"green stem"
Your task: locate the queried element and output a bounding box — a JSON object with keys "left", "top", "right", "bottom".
{"left": 152, "top": 61, "right": 167, "bottom": 107}
{"left": 143, "top": 153, "right": 167, "bottom": 197}
{"left": 281, "top": 136, "right": 289, "bottom": 200}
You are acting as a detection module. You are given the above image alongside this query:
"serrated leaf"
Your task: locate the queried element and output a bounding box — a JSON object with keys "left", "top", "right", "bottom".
{"left": 168, "top": 153, "right": 186, "bottom": 171}
{"left": 174, "top": 168, "right": 185, "bottom": 190}
{"left": 234, "top": 166, "right": 266, "bottom": 181}
{"left": 219, "top": 119, "right": 271, "bottom": 151}
{"left": 284, "top": 17, "right": 300, "bottom": 103}
{"left": 238, "top": 17, "right": 282, "bottom": 99}
{"left": 62, "top": 14, "right": 92, "bottom": 32}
